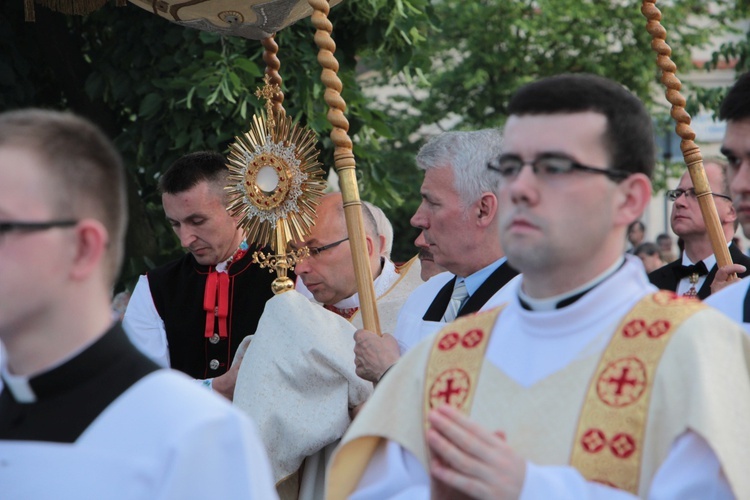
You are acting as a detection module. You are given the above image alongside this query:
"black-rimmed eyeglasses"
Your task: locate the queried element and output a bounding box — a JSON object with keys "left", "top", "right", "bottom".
{"left": 666, "top": 188, "right": 732, "bottom": 203}
{"left": 308, "top": 237, "right": 349, "bottom": 256}
{"left": 0, "top": 220, "right": 78, "bottom": 243}
{"left": 487, "top": 154, "right": 631, "bottom": 183}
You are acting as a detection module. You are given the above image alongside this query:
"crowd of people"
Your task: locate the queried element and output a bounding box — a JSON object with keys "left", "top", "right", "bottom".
{"left": 2, "top": 71, "right": 750, "bottom": 499}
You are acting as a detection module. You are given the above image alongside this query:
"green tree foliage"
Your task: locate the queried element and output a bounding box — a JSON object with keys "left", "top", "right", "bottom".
{"left": 0, "top": 0, "right": 434, "bottom": 287}
{"left": 370, "top": 0, "right": 737, "bottom": 260}
{"left": 689, "top": 2, "right": 750, "bottom": 119}
{"left": 0, "top": 0, "right": 739, "bottom": 278}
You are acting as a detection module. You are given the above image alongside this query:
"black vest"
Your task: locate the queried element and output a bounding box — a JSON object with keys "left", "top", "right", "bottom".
{"left": 147, "top": 247, "right": 280, "bottom": 379}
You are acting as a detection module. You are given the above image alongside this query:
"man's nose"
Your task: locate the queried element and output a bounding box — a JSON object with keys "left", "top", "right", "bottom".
{"left": 508, "top": 163, "right": 540, "bottom": 205}
{"left": 410, "top": 204, "right": 428, "bottom": 229}
{"left": 177, "top": 228, "right": 197, "bottom": 248}
{"left": 295, "top": 255, "right": 312, "bottom": 274}
{"left": 414, "top": 230, "right": 428, "bottom": 248}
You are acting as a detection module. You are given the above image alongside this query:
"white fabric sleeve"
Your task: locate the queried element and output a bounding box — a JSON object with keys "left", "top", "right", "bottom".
{"left": 122, "top": 275, "right": 170, "bottom": 368}
{"left": 350, "top": 440, "right": 429, "bottom": 500}
{"left": 354, "top": 431, "right": 732, "bottom": 499}
{"left": 155, "top": 409, "right": 279, "bottom": 499}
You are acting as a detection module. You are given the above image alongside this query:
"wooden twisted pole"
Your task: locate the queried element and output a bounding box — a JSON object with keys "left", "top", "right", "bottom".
{"left": 307, "top": 0, "right": 381, "bottom": 335}
{"left": 641, "top": 0, "right": 733, "bottom": 270}
{"left": 260, "top": 35, "right": 285, "bottom": 118}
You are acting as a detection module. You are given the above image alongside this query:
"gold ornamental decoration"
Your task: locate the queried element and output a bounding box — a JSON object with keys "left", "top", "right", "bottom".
{"left": 226, "top": 77, "right": 326, "bottom": 294}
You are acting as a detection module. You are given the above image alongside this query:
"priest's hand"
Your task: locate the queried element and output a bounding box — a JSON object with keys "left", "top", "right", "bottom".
{"left": 211, "top": 345, "right": 247, "bottom": 401}
{"left": 427, "top": 405, "right": 525, "bottom": 500}
{"left": 353, "top": 329, "right": 400, "bottom": 383}
{"left": 710, "top": 263, "right": 746, "bottom": 295}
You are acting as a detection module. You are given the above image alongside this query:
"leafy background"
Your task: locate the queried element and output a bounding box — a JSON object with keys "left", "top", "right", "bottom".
{"left": 1, "top": 0, "right": 748, "bottom": 292}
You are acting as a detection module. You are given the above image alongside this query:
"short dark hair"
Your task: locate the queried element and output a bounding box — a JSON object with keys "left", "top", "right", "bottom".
{"left": 634, "top": 241, "right": 660, "bottom": 257}
{"left": 0, "top": 109, "right": 126, "bottom": 285}
{"left": 507, "top": 73, "right": 655, "bottom": 178}
{"left": 159, "top": 151, "right": 229, "bottom": 196}
{"left": 628, "top": 220, "right": 645, "bottom": 233}
{"left": 719, "top": 72, "right": 750, "bottom": 122}
{"left": 656, "top": 233, "right": 672, "bottom": 244}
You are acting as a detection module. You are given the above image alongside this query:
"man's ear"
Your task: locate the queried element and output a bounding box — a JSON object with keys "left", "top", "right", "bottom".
{"left": 614, "top": 173, "right": 652, "bottom": 228}
{"left": 69, "top": 219, "right": 108, "bottom": 281}
{"left": 365, "top": 234, "right": 375, "bottom": 257}
{"left": 476, "top": 193, "right": 498, "bottom": 228}
{"left": 725, "top": 201, "right": 738, "bottom": 225}
{"left": 377, "top": 234, "right": 387, "bottom": 256}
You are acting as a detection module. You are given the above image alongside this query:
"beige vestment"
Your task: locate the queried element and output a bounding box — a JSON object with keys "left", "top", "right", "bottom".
{"left": 234, "top": 257, "right": 423, "bottom": 499}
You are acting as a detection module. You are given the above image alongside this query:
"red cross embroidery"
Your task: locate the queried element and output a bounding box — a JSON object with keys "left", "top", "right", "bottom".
{"left": 646, "top": 319, "right": 670, "bottom": 338}
{"left": 607, "top": 366, "right": 639, "bottom": 396}
{"left": 581, "top": 429, "right": 607, "bottom": 453}
{"left": 597, "top": 357, "right": 647, "bottom": 407}
{"left": 429, "top": 369, "right": 470, "bottom": 409}
{"left": 610, "top": 433, "right": 636, "bottom": 458}
{"left": 437, "top": 332, "right": 460, "bottom": 351}
{"left": 461, "top": 329, "right": 484, "bottom": 349}
{"left": 622, "top": 319, "right": 646, "bottom": 338}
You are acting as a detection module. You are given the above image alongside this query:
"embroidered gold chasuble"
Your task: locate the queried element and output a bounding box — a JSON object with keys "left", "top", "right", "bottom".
{"left": 328, "top": 291, "right": 750, "bottom": 498}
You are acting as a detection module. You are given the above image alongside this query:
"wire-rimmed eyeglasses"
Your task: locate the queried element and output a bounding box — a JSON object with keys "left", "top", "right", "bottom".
{"left": 0, "top": 220, "right": 78, "bottom": 243}
{"left": 487, "top": 154, "right": 631, "bottom": 183}
{"left": 307, "top": 237, "right": 349, "bottom": 257}
{"left": 665, "top": 188, "right": 732, "bottom": 203}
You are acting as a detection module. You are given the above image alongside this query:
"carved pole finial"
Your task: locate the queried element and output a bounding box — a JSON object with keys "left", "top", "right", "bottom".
{"left": 307, "top": 0, "right": 381, "bottom": 335}
{"left": 254, "top": 74, "right": 282, "bottom": 130}
{"left": 641, "top": 0, "right": 733, "bottom": 269}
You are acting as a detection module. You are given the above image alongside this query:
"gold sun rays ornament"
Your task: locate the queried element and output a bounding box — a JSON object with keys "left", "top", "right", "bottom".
{"left": 226, "top": 76, "right": 326, "bottom": 294}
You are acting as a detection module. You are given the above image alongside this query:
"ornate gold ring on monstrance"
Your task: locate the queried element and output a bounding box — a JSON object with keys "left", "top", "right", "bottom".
{"left": 226, "top": 77, "right": 326, "bottom": 294}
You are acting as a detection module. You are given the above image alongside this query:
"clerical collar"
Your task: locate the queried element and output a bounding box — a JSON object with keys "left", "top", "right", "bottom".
{"left": 1, "top": 323, "right": 117, "bottom": 403}
{"left": 518, "top": 256, "right": 625, "bottom": 311}
{"left": 330, "top": 258, "right": 396, "bottom": 310}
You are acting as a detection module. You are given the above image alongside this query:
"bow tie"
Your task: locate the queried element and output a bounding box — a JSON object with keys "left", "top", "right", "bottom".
{"left": 673, "top": 261, "right": 708, "bottom": 280}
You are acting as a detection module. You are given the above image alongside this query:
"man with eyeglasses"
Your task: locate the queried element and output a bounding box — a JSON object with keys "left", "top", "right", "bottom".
{"left": 123, "top": 151, "right": 279, "bottom": 399}
{"left": 705, "top": 72, "right": 750, "bottom": 333}
{"left": 231, "top": 191, "right": 423, "bottom": 497}
{"left": 648, "top": 160, "right": 750, "bottom": 299}
{"left": 327, "top": 74, "right": 750, "bottom": 499}
{"left": 291, "top": 192, "right": 421, "bottom": 329}
{"left": 0, "top": 109, "right": 278, "bottom": 498}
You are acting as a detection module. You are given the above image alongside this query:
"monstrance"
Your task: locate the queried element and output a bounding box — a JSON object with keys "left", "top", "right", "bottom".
{"left": 226, "top": 75, "right": 326, "bottom": 294}
{"left": 121, "top": 0, "right": 382, "bottom": 331}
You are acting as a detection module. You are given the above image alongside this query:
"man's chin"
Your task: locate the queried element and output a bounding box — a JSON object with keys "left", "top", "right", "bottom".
{"left": 191, "top": 253, "right": 216, "bottom": 266}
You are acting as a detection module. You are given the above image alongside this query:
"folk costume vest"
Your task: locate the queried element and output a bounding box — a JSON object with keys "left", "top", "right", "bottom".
{"left": 147, "top": 245, "right": 279, "bottom": 379}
